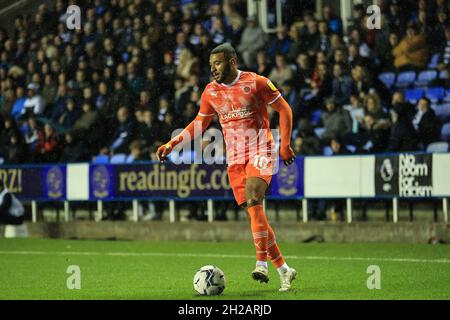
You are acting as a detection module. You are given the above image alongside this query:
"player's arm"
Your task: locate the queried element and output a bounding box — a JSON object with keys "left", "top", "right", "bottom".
{"left": 156, "top": 114, "right": 214, "bottom": 162}
{"left": 271, "top": 96, "right": 295, "bottom": 165}
{"left": 257, "top": 76, "right": 295, "bottom": 165}
{"left": 156, "top": 91, "right": 216, "bottom": 162}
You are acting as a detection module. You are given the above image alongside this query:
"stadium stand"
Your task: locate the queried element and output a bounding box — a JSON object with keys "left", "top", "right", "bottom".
{"left": 0, "top": 0, "right": 450, "bottom": 163}
{"left": 0, "top": 0, "right": 448, "bottom": 170}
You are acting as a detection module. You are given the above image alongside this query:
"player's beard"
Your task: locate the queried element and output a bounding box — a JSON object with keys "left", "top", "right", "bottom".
{"left": 216, "top": 63, "right": 232, "bottom": 84}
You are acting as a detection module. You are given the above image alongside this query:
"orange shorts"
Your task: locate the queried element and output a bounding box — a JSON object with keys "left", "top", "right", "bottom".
{"left": 227, "top": 155, "right": 273, "bottom": 207}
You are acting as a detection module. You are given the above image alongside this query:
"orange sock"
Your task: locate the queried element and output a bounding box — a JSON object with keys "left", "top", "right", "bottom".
{"left": 267, "top": 225, "right": 285, "bottom": 268}
{"left": 248, "top": 205, "right": 269, "bottom": 262}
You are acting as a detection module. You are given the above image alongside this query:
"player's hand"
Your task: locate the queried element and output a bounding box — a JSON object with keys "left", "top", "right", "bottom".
{"left": 156, "top": 142, "right": 173, "bottom": 163}
{"left": 280, "top": 146, "right": 295, "bottom": 166}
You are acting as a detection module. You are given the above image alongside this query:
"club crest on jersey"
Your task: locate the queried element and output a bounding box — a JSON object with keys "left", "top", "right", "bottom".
{"left": 267, "top": 80, "right": 278, "bottom": 92}
{"left": 242, "top": 86, "right": 251, "bottom": 94}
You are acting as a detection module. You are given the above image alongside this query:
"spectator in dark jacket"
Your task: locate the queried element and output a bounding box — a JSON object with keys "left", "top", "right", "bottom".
{"left": 57, "top": 98, "right": 82, "bottom": 131}
{"left": 5, "top": 131, "right": 29, "bottom": 164}
{"left": 294, "top": 120, "right": 321, "bottom": 155}
{"left": 413, "top": 98, "right": 441, "bottom": 148}
{"left": 59, "top": 132, "right": 90, "bottom": 162}
{"left": 100, "top": 106, "right": 136, "bottom": 155}
{"left": 330, "top": 136, "right": 351, "bottom": 155}
{"left": 0, "top": 116, "right": 20, "bottom": 157}
{"left": 350, "top": 64, "right": 390, "bottom": 104}
{"left": 387, "top": 103, "right": 419, "bottom": 152}
{"left": 361, "top": 114, "right": 391, "bottom": 153}
{"left": 136, "top": 109, "right": 161, "bottom": 148}
{"left": 268, "top": 25, "right": 292, "bottom": 61}
{"left": 331, "top": 63, "right": 352, "bottom": 107}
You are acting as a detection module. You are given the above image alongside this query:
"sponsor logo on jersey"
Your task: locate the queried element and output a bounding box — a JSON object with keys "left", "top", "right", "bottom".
{"left": 219, "top": 108, "right": 253, "bottom": 121}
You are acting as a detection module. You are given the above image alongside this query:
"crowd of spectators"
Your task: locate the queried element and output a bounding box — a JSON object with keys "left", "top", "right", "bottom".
{"left": 0, "top": 0, "right": 449, "bottom": 167}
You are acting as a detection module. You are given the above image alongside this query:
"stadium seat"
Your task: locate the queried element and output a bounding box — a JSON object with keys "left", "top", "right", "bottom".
{"left": 426, "top": 87, "right": 445, "bottom": 103}
{"left": 441, "top": 123, "right": 450, "bottom": 141}
{"left": 395, "top": 71, "right": 416, "bottom": 88}
{"left": 92, "top": 154, "right": 109, "bottom": 164}
{"left": 314, "top": 127, "right": 325, "bottom": 138}
{"left": 110, "top": 153, "right": 127, "bottom": 164}
{"left": 439, "top": 69, "right": 448, "bottom": 79}
{"left": 309, "top": 109, "right": 322, "bottom": 126}
{"left": 426, "top": 141, "right": 449, "bottom": 153}
{"left": 323, "top": 146, "right": 333, "bottom": 156}
{"left": 405, "top": 88, "right": 424, "bottom": 104}
{"left": 346, "top": 145, "right": 357, "bottom": 153}
{"left": 444, "top": 89, "right": 450, "bottom": 103}
{"left": 428, "top": 53, "right": 440, "bottom": 69}
{"left": 0, "top": 157, "right": 3, "bottom": 164}
{"left": 415, "top": 70, "right": 437, "bottom": 87}
{"left": 378, "top": 72, "right": 396, "bottom": 89}
{"left": 434, "top": 103, "right": 450, "bottom": 121}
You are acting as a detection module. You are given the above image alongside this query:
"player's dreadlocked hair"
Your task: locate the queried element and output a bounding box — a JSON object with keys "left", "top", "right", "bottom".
{"left": 210, "top": 43, "right": 237, "bottom": 60}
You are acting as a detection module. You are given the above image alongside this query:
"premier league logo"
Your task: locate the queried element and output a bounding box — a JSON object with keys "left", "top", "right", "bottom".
{"left": 380, "top": 158, "right": 394, "bottom": 192}
{"left": 92, "top": 165, "right": 110, "bottom": 198}
{"left": 46, "top": 166, "right": 64, "bottom": 199}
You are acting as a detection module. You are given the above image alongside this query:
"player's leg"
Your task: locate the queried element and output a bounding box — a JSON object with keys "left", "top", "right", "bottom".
{"left": 245, "top": 176, "right": 270, "bottom": 283}
{"left": 266, "top": 224, "right": 297, "bottom": 291}
{"left": 245, "top": 175, "right": 297, "bottom": 291}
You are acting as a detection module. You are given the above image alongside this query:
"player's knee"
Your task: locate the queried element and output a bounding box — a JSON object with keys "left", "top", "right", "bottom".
{"left": 246, "top": 197, "right": 262, "bottom": 208}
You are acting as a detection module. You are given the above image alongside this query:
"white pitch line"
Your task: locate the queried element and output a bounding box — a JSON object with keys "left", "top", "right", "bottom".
{"left": 0, "top": 250, "right": 449, "bottom": 264}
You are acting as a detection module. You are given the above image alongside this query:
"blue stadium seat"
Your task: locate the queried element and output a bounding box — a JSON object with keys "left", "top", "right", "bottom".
{"left": 92, "top": 154, "right": 109, "bottom": 164}
{"left": 378, "top": 72, "right": 396, "bottom": 89}
{"left": 441, "top": 123, "right": 450, "bottom": 141}
{"left": 428, "top": 53, "right": 440, "bottom": 69}
{"left": 426, "top": 141, "right": 449, "bottom": 153}
{"left": 0, "top": 157, "right": 4, "bottom": 165}
{"left": 396, "top": 71, "right": 416, "bottom": 88}
{"left": 309, "top": 109, "right": 322, "bottom": 126}
{"left": 323, "top": 146, "right": 333, "bottom": 156}
{"left": 110, "top": 153, "right": 127, "bottom": 164}
{"left": 314, "top": 127, "right": 325, "bottom": 138}
{"left": 439, "top": 69, "right": 448, "bottom": 79}
{"left": 444, "top": 89, "right": 450, "bottom": 103}
{"left": 433, "top": 103, "right": 450, "bottom": 121}
{"left": 405, "top": 88, "right": 424, "bottom": 104}
{"left": 415, "top": 70, "right": 437, "bottom": 87}
{"left": 426, "top": 87, "right": 445, "bottom": 103}
{"left": 346, "top": 145, "right": 357, "bottom": 153}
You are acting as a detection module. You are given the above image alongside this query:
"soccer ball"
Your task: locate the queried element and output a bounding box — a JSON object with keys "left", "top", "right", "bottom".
{"left": 193, "top": 265, "right": 226, "bottom": 296}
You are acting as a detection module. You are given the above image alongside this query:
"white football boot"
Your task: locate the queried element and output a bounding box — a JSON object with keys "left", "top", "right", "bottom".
{"left": 278, "top": 268, "right": 297, "bottom": 292}
{"left": 251, "top": 265, "right": 269, "bottom": 283}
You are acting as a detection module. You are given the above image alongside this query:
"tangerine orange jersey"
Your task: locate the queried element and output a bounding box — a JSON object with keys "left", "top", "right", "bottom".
{"left": 199, "top": 70, "right": 282, "bottom": 166}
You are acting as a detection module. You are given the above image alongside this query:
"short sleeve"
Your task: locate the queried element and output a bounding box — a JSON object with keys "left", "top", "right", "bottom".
{"left": 256, "top": 75, "right": 282, "bottom": 106}
{"left": 198, "top": 89, "right": 216, "bottom": 117}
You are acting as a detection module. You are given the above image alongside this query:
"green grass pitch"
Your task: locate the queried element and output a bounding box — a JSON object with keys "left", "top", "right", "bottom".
{"left": 0, "top": 238, "right": 449, "bottom": 300}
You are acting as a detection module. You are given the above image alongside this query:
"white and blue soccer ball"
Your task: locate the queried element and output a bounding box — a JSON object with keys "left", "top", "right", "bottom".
{"left": 193, "top": 265, "right": 226, "bottom": 296}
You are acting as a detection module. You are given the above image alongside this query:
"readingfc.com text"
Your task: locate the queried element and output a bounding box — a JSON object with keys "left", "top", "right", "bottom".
{"left": 118, "top": 164, "right": 230, "bottom": 198}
